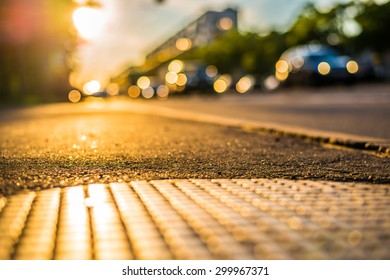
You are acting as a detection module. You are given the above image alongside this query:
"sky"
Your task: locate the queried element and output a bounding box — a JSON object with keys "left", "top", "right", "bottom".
{"left": 72, "top": 0, "right": 353, "bottom": 85}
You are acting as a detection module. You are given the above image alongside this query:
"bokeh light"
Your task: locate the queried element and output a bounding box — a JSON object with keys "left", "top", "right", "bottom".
{"left": 218, "top": 17, "right": 234, "bottom": 31}
{"left": 83, "top": 80, "right": 101, "bottom": 95}
{"left": 291, "top": 56, "right": 304, "bottom": 69}
{"left": 205, "top": 65, "right": 218, "bottom": 78}
{"left": 157, "top": 85, "right": 170, "bottom": 99}
{"left": 342, "top": 19, "right": 362, "bottom": 38}
{"left": 141, "top": 87, "right": 155, "bottom": 99}
{"left": 128, "top": 86, "right": 141, "bottom": 98}
{"left": 176, "top": 38, "right": 192, "bottom": 51}
{"left": 168, "top": 60, "right": 184, "bottom": 73}
{"left": 68, "top": 90, "right": 82, "bottom": 103}
{"left": 263, "top": 75, "right": 280, "bottom": 91}
{"left": 317, "top": 62, "right": 331, "bottom": 75}
{"left": 165, "top": 71, "right": 179, "bottom": 84}
{"left": 236, "top": 76, "right": 254, "bottom": 94}
{"left": 275, "top": 60, "right": 289, "bottom": 73}
{"left": 214, "top": 80, "right": 228, "bottom": 93}
{"left": 176, "top": 73, "right": 187, "bottom": 87}
{"left": 213, "top": 75, "right": 232, "bottom": 94}
{"left": 275, "top": 70, "right": 289, "bottom": 81}
{"left": 68, "top": 72, "right": 83, "bottom": 88}
{"left": 219, "top": 75, "right": 232, "bottom": 86}
{"left": 106, "top": 83, "right": 119, "bottom": 96}
{"left": 137, "top": 76, "right": 151, "bottom": 90}
{"left": 346, "top": 60, "right": 359, "bottom": 74}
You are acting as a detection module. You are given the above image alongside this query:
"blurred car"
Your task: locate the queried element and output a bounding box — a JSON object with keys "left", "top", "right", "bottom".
{"left": 275, "top": 44, "right": 359, "bottom": 85}
{"left": 355, "top": 50, "right": 386, "bottom": 81}
{"left": 89, "top": 91, "right": 108, "bottom": 98}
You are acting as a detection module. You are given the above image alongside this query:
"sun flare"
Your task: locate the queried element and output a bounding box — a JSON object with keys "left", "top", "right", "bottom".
{"left": 72, "top": 7, "right": 106, "bottom": 40}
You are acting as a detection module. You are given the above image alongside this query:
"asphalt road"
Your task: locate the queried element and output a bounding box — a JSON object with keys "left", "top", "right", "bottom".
{"left": 146, "top": 83, "right": 390, "bottom": 140}
{"left": 1, "top": 96, "right": 389, "bottom": 196}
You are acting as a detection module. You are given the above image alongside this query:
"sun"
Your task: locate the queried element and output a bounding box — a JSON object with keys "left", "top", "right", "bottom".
{"left": 72, "top": 7, "right": 106, "bottom": 40}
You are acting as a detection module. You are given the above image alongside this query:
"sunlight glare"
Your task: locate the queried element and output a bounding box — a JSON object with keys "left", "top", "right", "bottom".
{"left": 72, "top": 7, "right": 106, "bottom": 40}
{"left": 83, "top": 80, "right": 101, "bottom": 95}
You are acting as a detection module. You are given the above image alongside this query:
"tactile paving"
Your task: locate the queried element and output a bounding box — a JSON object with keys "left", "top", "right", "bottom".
{"left": 0, "top": 179, "right": 389, "bottom": 260}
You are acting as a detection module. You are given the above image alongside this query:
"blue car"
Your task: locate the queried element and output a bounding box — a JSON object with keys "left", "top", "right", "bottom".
{"left": 275, "top": 44, "right": 359, "bottom": 85}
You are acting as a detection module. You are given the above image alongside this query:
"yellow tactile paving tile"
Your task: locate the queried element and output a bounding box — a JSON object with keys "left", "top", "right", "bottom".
{"left": 0, "top": 192, "right": 35, "bottom": 259}
{"left": 0, "top": 179, "right": 389, "bottom": 260}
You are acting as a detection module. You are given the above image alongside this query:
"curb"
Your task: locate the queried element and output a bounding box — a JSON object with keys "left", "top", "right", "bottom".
{"left": 121, "top": 102, "right": 390, "bottom": 155}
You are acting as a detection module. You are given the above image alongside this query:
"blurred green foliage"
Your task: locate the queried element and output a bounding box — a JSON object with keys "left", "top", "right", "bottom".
{"left": 0, "top": 0, "right": 75, "bottom": 105}
{"left": 184, "top": 31, "right": 286, "bottom": 77}
{"left": 2, "top": 1, "right": 389, "bottom": 105}
{"left": 182, "top": 1, "right": 390, "bottom": 78}
{"left": 353, "top": 1, "right": 390, "bottom": 52}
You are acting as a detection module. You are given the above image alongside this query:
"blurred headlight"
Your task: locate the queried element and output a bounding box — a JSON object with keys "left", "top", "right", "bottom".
{"left": 275, "top": 60, "right": 289, "bottom": 73}
{"left": 317, "top": 62, "right": 331, "bottom": 75}
{"left": 346, "top": 60, "right": 359, "bottom": 74}
{"left": 291, "top": 56, "right": 304, "bottom": 70}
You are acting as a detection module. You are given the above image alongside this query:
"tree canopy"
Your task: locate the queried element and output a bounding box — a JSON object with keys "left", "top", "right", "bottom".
{"left": 181, "top": 1, "right": 390, "bottom": 77}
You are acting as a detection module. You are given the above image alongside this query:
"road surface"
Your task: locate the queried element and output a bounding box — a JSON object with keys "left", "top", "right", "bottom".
{"left": 144, "top": 83, "right": 390, "bottom": 140}
{"left": 1, "top": 89, "right": 389, "bottom": 196}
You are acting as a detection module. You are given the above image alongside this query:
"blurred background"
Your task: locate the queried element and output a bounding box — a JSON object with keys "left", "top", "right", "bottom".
{"left": 0, "top": 0, "right": 389, "bottom": 104}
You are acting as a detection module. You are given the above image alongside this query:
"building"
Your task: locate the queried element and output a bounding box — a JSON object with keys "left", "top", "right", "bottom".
{"left": 111, "top": 8, "right": 238, "bottom": 95}
{"left": 143, "top": 8, "right": 238, "bottom": 72}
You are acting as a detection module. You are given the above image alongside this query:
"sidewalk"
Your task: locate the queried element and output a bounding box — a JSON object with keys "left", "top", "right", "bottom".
{"left": 1, "top": 179, "right": 389, "bottom": 260}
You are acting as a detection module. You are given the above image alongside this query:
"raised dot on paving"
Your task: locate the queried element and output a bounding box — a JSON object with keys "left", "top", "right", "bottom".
{"left": 87, "top": 184, "right": 133, "bottom": 260}
{"left": 0, "top": 179, "right": 388, "bottom": 260}
{"left": 14, "top": 189, "right": 60, "bottom": 260}
{"left": 109, "top": 182, "right": 173, "bottom": 260}
{"left": 131, "top": 181, "right": 212, "bottom": 259}
{"left": 54, "top": 187, "right": 92, "bottom": 260}
{"left": 0, "top": 192, "right": 35, "bottom": 260}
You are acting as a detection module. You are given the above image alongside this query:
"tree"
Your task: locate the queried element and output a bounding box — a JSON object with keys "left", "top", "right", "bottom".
{"left": 0, "top": 0, "right": 75, "bottom": 104}
{"left": 182, "top": 30, "right": 285, "bottom": 77}
{"left": 140, "top": 1, "right": 390, "bottom": 81}
{"left": 354, "top": 2, "right": 390, "bottom": 52}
